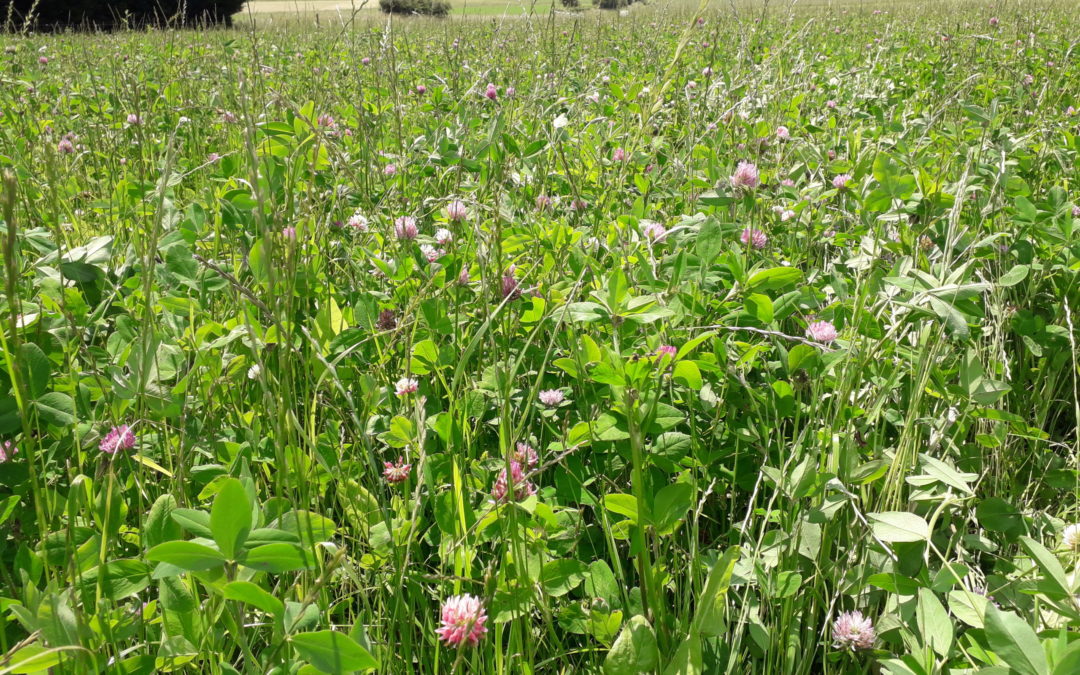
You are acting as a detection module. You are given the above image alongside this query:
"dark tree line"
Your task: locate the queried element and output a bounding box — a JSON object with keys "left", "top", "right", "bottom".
{"left": 5, "top": 1, "right": 246, "bottom": 29}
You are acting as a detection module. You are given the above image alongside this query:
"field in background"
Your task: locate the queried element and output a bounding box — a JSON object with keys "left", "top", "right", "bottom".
{"left": 1, "top": 1, "right": 1079, "bottom": 674}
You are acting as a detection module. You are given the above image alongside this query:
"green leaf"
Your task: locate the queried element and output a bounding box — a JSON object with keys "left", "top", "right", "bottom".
{"left": 976, "top": 498, "right": 1025, "bottom": 539}
{"left": 379, "top": 416, "right": 414, "bottom": 449}
{"left": 290, "top": 630, "right": 379, "bottom": 673}
{"left": 1018, "top": 536, "right": 1071, "bottom": 599}
{"left": 586, "top": 560, "right": 620, "bottom": 606}
{"left": 745, "top": 267, "right": 802, "bottom": 293}
{"left": 696, "top": 218, "right": 725, "bottom": 265}
{"left": 542, "top": 559, "right": 588, "bottom": 597}
{"left": 983, "top": 605, "right": 1048, "bottom": 675}
{"left": 649, "top": 483, "right": 695, "bottom": 536}
{"left": 917, "top": 588, "right": 954, "bottom": 658}
{"left": 948, "top": 589, "right": 989, "bottom": 628}
{"left": 34, "top": 392, "right": 76, "bottom": 426}
{"left": 662, "top": 634, "right": 702, "bottom": 675}
{"left": 672, "top": 361, "right": 702, "bottom": 391}
{"left": 171, "top": 509, "right": 213, "bottom": 538}
{"left": 144, "top": 495, "right": 182, "bottom": 549}
{"left": 694, "top": 546, "right": 741, "bottom": 636}
{"left": 242, "top": 543, "right": 313, "bottom": 573}
{"left": 210, "top": 478, "right": 252, "bottom": 559}
{"left": 77, "top": 559, "right": 151, "bottom": 602}
{"left": 998, "top": 264, "right": 1029, "bottom": 287}
{"left": 18, "top": 343, "right": 51, "bottom": 399}
{"left": 146, "top": 541, "right": 226, "bottom": 572}
{"left": 604, "top": 615, "right": 659, "bottom": 674}
{"left": 223, "top": 581, "right": 285, "bottom": 617}
{"left": 271, "top": 510, "right": 336, "bottom": 548}
{"left": 6, "top": 646, "right": 62, "bottom": 673}
{"left": 603, "top": 494, "right": 638, "bottom": 522}
{"left": 868, "top": 511, "right": 930, "bottom": 543}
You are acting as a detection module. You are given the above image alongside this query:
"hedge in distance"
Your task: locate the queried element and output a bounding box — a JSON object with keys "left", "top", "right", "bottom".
{"left": 5, "top": 0, "right": 246, "bottom": 29}
{"left": 378, "top": 0, "right": 451, "bottom": 17}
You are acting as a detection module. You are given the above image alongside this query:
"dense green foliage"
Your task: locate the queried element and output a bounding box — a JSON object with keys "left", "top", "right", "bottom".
{"left": 378, "top": 0, "right": 451, "bottom": 18}
{"left": 0, "top": 2, "right": 1078, "bottom": 673}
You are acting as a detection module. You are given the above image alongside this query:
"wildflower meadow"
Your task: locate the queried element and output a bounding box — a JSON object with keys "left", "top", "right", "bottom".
{"left": 1, "top": 1, "right": 1079, "bottom": 673}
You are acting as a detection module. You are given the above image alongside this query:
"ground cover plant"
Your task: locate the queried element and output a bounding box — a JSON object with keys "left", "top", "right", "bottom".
{"left": 0, "top": 1, "right": 1079, "bottom": 672}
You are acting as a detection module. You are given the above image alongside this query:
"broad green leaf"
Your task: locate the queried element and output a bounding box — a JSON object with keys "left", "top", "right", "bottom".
{"left": 604, "top": 615, "right": 659, "bottom": 674}
{"left": 869, "top": 511, "right": 930, "bottom": 543}
{"left": 983, "top": 605, "right": 1048, "bottom": 675}
{"left": 948, "top": 589, "right": 989, "bottom": 628}
{"left": 290, "top": 630, "right": 378, "bottom": 673}
{"left": 542, "top": 559, "right": 588, "bottom": 597}
{"left": 210, "top": 478, "right": 252, "bottom": 559}
{"left": 77, "top": 559, "right": 151, "bottom": 602}
{"left": 672, "top": 361, "right": 703, "bottom": 391}
{"left": 1018, "top": 536, "right": 1071, "bottom": 599}
{"left": 604, "top": 494, "right": 638, "bottom": 522}
{"left": 171, "top": 509, "right": 213, "bottom": 538}
{"left": 144, "top": 494, "right": 182, "bottom": 549}
{"left": 745, "top": 267, "right": 802, "bottom": 293}
{"left": 662, "top": 634, "right": 702, "bottom": 675}
{"left": 976, "top": 498, "right": 1025, "bottom": 539}
{"left": 649, "top": 483, "right": 695, "bottom": 536}
{"left": 34, "top": 392, "right": 76, "bottom": 426}
{"left": 917, "top": 588, "right": 954, "bottom": 658}
{"left": 223, "top": 581, "right": 285, "bottom": 617}
{"left": 695, "top": 546, "right": 741, "bottom": 636}
{"left": 18, "top": 343, "right": 51, "bottom": 399}
{"left": 242, "top": 543, "right": 313, "bottom": 573}
{"left": 146, "top": 541, "right": 226, "bottom": 572}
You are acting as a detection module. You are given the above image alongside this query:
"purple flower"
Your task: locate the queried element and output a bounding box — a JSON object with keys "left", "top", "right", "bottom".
{"left": 282, "top": 226, "right": 296, "bottom": 240}
{"left": 100, "top": 425, "right": 136, "bottom": 454}
{"left": 484, "top": 83, "right": 498, "bottom": 101}
{"left": 740, "top": 228, "right": 768, "bottom": 249}
{"left": 0, "top": 440, "right": 16, "bottom": 463}
{"left": 642, "top": 220, "right": 667, "bottom": 243}
{"left": 383, "top": 457, "right": 412, "bottom": 483}
{"left": 446, "top": 200, "right": 467, "bottom": 222}
{"left": 435, "top": 228, "right": 453, "bottom": 246}
{"left": 361, "top": 57, "right": 371, "bottom": 65}
{"left": 612, "top": 147, "right": 627, "bottom": 162}
{"left": 376, "top": 309, "right": 397, "bottom": 331}
{"left": 126, "top": 114, "right": 141, "bottom": 126}
{"left": 415, "top": 84, "right": 427, "bottom": 95}
{"left": 832, "top": 174, "right": 852, "bottom": 190}
{"left": 492, "top": 460, "right": 536, "bottom": 503}
{"left": 384, "top": 164, "right": 397, "bottom": 176}
{"left": 420, "top": 244, "right": 444, "bottom": 263}
{"left": 348, "top": 212, "right": 369, "bottom": 231}
{"left": 436, "top": 594, "right": 488, "bottom": 647}
{"left": 394, "top": 216, "right": 418, "bottom": 240}
{"left": 538, "top": 389, "right": 564, "bottom": 407}
{"left": 513, "top": 442, "right": 539, "bottom": 467}
{"left": 501, "top": 272, "right": 521, "bottom": 300}
{"left": 395, "top": 377, "right": 418, "bottom": 396}
{"left": 57, "top": 138, "right": 75, "bottom": 154}
{"left": 730, "top": 161, "right": 760, "bottom": 190}
{"left": 832, "top": 611, "right": 876, "bottom": 651}
{"left": 806, "top": 320, "right": 838, "bottom": 344}
{"left": 776, "top": 126, "right": 790, "bottom": 141}
{"left": 656, "top": 345, "right": 677, "bottom": 360}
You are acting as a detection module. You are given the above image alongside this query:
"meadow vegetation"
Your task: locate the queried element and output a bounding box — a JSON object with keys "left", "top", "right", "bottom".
{"left": 0, "top": 1, "right": 1079, "bottom": 673}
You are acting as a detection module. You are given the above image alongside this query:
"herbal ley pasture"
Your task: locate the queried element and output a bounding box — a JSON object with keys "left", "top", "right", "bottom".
{"left": 1, "top": 3, "right": 1079, "bottom": 674}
